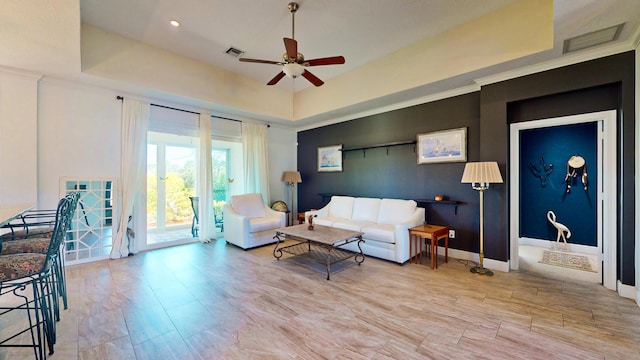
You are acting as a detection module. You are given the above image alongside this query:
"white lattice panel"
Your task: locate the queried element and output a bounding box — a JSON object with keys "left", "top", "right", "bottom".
{"left": 62, "top": 179, "right": 116, "bottom": 265}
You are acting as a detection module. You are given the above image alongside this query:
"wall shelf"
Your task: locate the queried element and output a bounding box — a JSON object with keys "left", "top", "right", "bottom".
{"left": 415, "top": 199, "right": 460, "bottom": 215}
{"left": 340, "top": 140, "right": 416, "bottom": 157}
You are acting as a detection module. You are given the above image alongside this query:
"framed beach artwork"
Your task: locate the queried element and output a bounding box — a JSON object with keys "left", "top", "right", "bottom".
{"left": 417, "top": 127, "right": 467, "bottom": 164}
{"left": 317, "top": 145, "right": 343, "bottom": 172}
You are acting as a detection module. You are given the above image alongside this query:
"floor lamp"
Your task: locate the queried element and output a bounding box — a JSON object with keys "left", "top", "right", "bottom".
{"left": 282, "top": 171, "right": 302, "bottom": 225}
{"left": 461, "top": 161, "right": 503, "bottom": 276}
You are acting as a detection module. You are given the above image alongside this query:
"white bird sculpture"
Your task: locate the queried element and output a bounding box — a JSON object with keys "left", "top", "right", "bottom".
{"left": 547, "top": 211, "right": 571, "bottom": 247}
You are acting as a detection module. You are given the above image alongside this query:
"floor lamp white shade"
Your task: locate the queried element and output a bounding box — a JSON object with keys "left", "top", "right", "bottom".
{"left": 282, "top": 171, "right": 302, "bottom": 225}
{"left": 461, "top": 162, "right": 503, "bottom": 276}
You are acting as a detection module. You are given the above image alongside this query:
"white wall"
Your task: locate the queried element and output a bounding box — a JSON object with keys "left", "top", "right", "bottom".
{"left": 38, "top": 78, "right": 121, "bottom": 209}
{"left": 36, "top": 77, "right": 297, "bottom": 218}
{"left": 0, "top": 69, "right": 40, "bottom": 204}
{"left": 267, "top": 126, "right": 298, "bottom": 212}
{"left": 81, "top": 24, "right": 293, "bottom": 122}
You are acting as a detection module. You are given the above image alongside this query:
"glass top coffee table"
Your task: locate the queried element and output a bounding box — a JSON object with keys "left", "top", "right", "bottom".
{"left": 273, "top": 224, "right": 365, "bottom": 280}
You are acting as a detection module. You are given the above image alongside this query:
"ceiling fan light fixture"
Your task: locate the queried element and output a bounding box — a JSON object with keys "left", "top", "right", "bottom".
{"left": 283, "top": 63, "right": 304, "bottom": 78}
{"left": 238, "top": 2, "right": 343, "bottom": 87}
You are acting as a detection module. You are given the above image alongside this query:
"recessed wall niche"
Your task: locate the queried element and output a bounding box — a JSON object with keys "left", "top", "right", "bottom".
{"left": 519, "top": 122, "right": 597, "bottom": 247}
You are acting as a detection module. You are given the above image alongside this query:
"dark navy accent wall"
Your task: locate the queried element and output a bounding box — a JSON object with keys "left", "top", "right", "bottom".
{"left": 298, "top": 93, "right": 483, "bottom": 254}
{"left": 298, "top": 51, "right": 635, "bottom": 285}
{"left": 519, "top": 122, "right": 597, "bottom": 246}
{"left": 482, "top": 52, "right": 634, "bottom": 285}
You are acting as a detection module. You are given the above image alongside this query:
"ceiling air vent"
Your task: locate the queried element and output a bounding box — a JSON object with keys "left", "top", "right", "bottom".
{"left": 225, "top": 47, "right": 245, "bottom": 58}
{"left": 563, "top": 23, "right": 624, "bottom": 54}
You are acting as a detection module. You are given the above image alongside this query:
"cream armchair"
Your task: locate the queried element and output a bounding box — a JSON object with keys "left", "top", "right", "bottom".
{"left": 223, "top": 193, "right": 286, "bottom": 249}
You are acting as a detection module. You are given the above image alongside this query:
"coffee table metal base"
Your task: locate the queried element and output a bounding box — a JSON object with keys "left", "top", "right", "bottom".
{"left": 274, "top": 233, "right": 364, "bottom": 280}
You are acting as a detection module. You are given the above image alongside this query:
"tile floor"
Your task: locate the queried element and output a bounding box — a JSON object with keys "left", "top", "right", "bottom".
{"left": 1, "top": 238, "right": 639, "bottom": 359}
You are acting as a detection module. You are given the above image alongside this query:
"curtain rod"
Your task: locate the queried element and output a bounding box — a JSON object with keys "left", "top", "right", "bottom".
{"left": 116, "top": 96, "right": 269, "bottom": 126}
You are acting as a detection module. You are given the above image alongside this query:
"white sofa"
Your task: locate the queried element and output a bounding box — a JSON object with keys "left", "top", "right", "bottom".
{"left": 305, "top": 196, "right": 424, "bottom": 264}
{"left": 223, "top": 193, "right": 286, "bottom": 249}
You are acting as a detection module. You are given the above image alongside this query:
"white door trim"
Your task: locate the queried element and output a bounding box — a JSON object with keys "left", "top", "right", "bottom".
{"left": 509, "top": 110, "right": 617, "bottom": 291}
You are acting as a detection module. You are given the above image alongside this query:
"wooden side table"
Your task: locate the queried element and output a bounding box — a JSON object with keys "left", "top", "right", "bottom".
{"left": 297, "top": 209, "right": 317, "bottom": 224}
{"left": 408, "top": 224, "right": 450, "bottom": 269}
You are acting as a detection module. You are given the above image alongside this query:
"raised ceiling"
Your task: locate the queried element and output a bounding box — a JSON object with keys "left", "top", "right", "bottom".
{"left": 81, "top": 0, "right": 522, "bottom": 91}
{"left": 1, "top": 1, "right": 639, "bottom": 127}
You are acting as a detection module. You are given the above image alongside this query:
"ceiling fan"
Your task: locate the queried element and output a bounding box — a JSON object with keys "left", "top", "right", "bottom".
{"left": 239, "top": 2, "right": 345, "bottom": 87}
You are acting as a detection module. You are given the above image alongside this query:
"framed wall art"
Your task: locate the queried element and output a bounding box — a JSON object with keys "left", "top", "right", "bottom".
{"left": 417, "top": 127, "right": 467, "bottom": 164}
{"left": 317, "top": 144, "right": 343, "bottom": 172}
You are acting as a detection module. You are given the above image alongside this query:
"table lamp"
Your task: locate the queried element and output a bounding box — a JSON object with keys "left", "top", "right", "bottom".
{"left": 461, "top": 161, "right": 503, "bottom": 276}
{"left": 282, "top": 171, "right": 302, "bottom": 225}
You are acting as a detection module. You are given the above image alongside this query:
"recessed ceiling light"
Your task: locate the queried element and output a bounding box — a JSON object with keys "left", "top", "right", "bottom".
{"left": 170, "top": 19, "right": 180, "bottom": 27}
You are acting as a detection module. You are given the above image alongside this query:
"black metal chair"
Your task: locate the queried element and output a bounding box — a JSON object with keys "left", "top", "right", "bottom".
{"left": 0, "top": 210, "right": 57, "bottom": 241}
{"left": 189, "top": 196, "right": 224, "bottom": 237}
{"left": 189, "top": 196, "right": 199, "bottom": 237}
{"left": 215, "top": 210, "right": 224, "bottom": 232}
{"left": 0, "top": 193, "right": 79, "bottom": 326}
{"left": 1, "top": 192, "right": 82, "bottom": 243}
{"left": 0, "top": 195, "right": 73, "bottom": 358}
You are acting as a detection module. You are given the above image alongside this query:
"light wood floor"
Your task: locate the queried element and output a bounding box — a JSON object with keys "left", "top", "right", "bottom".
{"left": 2, "top": 238, "right": 640, "bottom": 359}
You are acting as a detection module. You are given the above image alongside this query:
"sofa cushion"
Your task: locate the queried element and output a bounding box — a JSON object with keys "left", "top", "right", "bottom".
{"left": 352, "top": 198, "right": 381, "bottom": 222}
{"left": 328, "top": 196, "right": 354, "bottom": 220}
{"left": 361, "top": 224, "right": 396, "bottom": 244}
{"left": 314, "top": 216, "right": 341, "bottom": 227}
{"left": 231, "top": 193, "right": 266, "bottom": 218}
{"left": 377, "top": 199, "right": 417, "bottom": 225}
{"left": 333, "top": 219, "right": 375, "bottom": 232}
{"left": 249, "top": 216, "right": 281, "bottom": 233}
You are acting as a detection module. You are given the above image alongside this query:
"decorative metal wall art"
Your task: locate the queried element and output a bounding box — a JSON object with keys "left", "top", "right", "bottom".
{"left": 529, "top": 156, "right": 553, "bottom": 187}
{"left": 563, "top": 155, "right": 587, "bottom": 193}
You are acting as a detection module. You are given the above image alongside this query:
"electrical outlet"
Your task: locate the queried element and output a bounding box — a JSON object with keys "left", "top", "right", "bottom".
{"left": 449, "top": 229, "right": 456, "bottom": 238}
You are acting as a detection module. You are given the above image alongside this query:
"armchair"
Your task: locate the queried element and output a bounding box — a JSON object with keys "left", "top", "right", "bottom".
{"left": 223, "top": 193, "right": 286, "bottom": 249}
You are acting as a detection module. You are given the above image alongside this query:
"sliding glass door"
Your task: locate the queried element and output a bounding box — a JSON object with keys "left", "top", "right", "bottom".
{"left": 139, "top": 105, "right": 244, "bottom": 250}
{"left": 146, "top": 131, "right": 198, "bottom": 246}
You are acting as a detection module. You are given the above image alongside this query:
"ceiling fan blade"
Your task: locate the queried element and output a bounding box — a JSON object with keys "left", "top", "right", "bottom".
{"left": 239, "top": 58, "right": 283, "bottom": 65}
{"left": 284, "top": 38, "right": 298, "bottom": 61}
{"left": 304, "top": 56, "right": 346, "bottom": 66}
{"left": 301, "top": 70, "right": 324, "bottom": 87}
{"left": 267, "top": 71, "right": 286, "bottom": 85}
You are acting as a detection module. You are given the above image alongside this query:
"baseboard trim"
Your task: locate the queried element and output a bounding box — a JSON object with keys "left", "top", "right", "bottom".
{"left": 441, "top": 247, "right": 637, "bottom": 304}
{"left": 617, "top": 280, "right": 636, "bottom": 301}
{"left": 444, "top": 247, "right": 510, "bottom": 273}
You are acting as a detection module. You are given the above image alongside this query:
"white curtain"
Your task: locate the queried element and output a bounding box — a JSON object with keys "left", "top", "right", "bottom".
{"left": 242, "top": 122, "right": 270, "bottom": 202}
{"left": 198, "top": 112, "right": 216, "bottom": 243}
{"left": 111, "top": 98, "right": 149, "bottom": 259}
